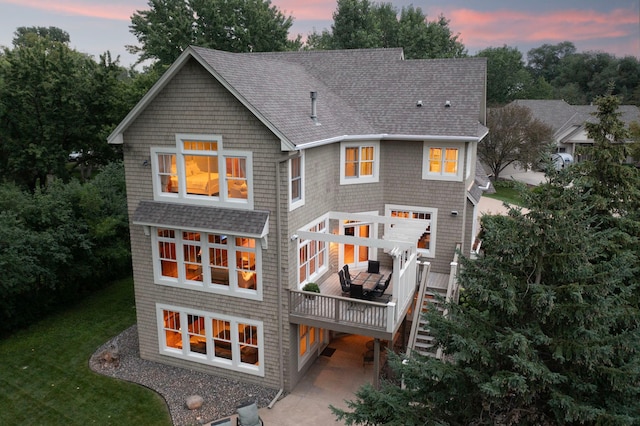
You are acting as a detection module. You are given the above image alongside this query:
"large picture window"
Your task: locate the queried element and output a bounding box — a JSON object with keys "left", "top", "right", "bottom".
{"left": 298, "top": 218, "right": 328, "bottom": 285}
{"left": 153, "top": 227, "right": 261, "bottom": 299}
{"left": 152, "top": 134, "right": 253, "bottom": 208}
{"left": 386, "top": 205, "right": 437, "bottom": 257}
{"left": 158, "top": 305, "right": 263, "bottom": 376}
{"left": 340, "top": 141, "right": 380, "bottom": 185}
{"left": 422, "top": 142, "right": 463, "bottom": 181}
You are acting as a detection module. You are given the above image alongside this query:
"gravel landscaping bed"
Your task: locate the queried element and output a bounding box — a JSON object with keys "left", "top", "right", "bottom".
{"left": 89, "top": 325, "right": 279, "bottom": 425}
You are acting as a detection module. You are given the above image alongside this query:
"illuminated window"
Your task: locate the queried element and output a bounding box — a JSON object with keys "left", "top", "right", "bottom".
{"left": 298, "top": 218, "right": 328, "bottom": 285}
{"left": 226, "top": 157, "right": 247, "bottom": 200}
{"left": 162, "top": 309, "right": 182, "bottom": 350}
{"left": 157, "top": 305, "right": 263, "bottom": 376}
{"left": 158, "top": 229, "right": 177, "bottom": 279}
{"left": 423, "top": 143, "right": 462, "bottom": 181}
{"left": 298, "top": 324, "right": 321, "bottom": 366}
{"left": 153, "top": 228, "right": 261, "bottom": 299}
{"left": 187, "top": 314, "right": 206, "bottom": 355}
{"left": 151, "top": 134, "right": 253, "bottom": 208}
{"left": 340, "top": 141, "right": 380, "bottom": 184}
{"left": 387, "top": 204, "right": 437, "bottom": 257}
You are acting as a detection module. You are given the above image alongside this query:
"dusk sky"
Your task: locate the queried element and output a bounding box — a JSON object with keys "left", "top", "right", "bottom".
{"left": 0, "top": 0, "right": 638, "bottom": 67}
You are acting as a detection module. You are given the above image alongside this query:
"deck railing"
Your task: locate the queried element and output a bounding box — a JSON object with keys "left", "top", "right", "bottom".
{"left": 289, "top": 290, "right": 396, "bottom": 332}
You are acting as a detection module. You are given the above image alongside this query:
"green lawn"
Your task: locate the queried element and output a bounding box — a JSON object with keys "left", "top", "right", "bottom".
{"left": 0, "top": 278, "right": 172, "bottom": 426}
{"left": 484, "top": 180, "right": 526, "bottom": 206}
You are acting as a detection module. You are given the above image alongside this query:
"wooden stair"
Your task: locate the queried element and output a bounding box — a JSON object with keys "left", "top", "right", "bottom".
{"left": 408, "top": 246, "right": 461, "bottom": 359}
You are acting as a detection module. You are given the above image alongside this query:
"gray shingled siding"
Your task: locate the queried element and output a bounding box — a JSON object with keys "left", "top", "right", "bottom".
{"left": 124, "top": 59, "right": 286, "bottom": 390}
{"left": 123, "top": 54, "right": 481, "bottom": 392}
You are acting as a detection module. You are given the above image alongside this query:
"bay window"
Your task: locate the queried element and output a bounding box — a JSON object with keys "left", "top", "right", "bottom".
{"left": 152, "top": 134, "right": 253, "bottom": 208}
{"left": 158, "top": 305, "right": 263, "bottom": 376}
{"left": 153, "top": 227, "right": 261, "bottom": 299}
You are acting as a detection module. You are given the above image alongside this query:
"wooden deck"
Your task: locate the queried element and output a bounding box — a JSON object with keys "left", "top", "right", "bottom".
{"left": 318, "top": 266, "right": 393, "bottom": 298}
{"left": 289, "top": 266, "right": 399, "bottom": 340}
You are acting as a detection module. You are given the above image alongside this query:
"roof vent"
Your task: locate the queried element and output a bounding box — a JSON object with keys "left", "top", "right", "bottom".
{"left": 310, "top": 91, "right": 318, "bottom": 119}
{"left": 416, "top": 100, "right": 423, "bottom": 107}
{"left": 445, "top": 100, "right": 451, "bottom": 108}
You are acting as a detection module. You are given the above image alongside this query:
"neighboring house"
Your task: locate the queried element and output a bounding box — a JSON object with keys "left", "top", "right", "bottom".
{"left": 512, "top": 99, "right": 640, "bottom": 163}
{"left": 107, "top": 46, "right": 488, "bottom": 393}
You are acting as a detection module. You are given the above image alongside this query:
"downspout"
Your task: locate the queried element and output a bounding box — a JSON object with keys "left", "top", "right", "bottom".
{"left": 272, "top": 150, "right": 298, "bottom": 404}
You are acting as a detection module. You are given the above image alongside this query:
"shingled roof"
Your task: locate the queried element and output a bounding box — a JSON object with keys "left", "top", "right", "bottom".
{"left": 108, "top": 46, "right": 488, "bottom": 147}
{"left": 133, "top": 201, "right": 269, "bottom": 238}
{"left": 512, "top": 99, "right": 640, "bottom": 138}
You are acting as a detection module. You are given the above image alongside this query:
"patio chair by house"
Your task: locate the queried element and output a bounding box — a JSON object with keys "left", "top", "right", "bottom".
{"left": 367, "top": 260, "right": 380, "bottom": 274}
{"left": 210, "top": 417, "right": 236, "bottom": 426}
{"left": 342, "top": 264, "right": 352, "bottom": 281}
{"left": 338, "top": 270, "right": 350, "bottom": 295}
{"left": 236, "top": 400, "right": 263, "bottom": 426}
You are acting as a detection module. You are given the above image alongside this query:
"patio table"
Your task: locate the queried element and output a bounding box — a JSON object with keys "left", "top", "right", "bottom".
{"left": 351, "top": 272, "right": 384, "bottom": 292}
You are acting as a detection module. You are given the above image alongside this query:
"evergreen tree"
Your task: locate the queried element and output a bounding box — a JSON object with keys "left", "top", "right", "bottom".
{"left": 333, "top": 95, "right": 640, "bottom": 425}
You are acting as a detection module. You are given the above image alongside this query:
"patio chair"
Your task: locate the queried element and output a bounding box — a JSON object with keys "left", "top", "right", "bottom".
{"left": 210, "top": 417, "right": 236, "bottom": 426}
{"left": 350, "top": 283, "right": 365, "bottom": 299}
{"left": 367, "top": 260, "right": 380, "bottom": 274}
{"left": 338, "top": 270, "right": 350, "bottom": 295}
{"left": 342, "top": 264, "right": 352, "bottom": 281}
{"left": 236, "top": 400, "right": 263, "bottom": 426}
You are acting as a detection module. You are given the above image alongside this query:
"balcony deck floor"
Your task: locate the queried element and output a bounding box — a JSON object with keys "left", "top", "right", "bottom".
{"left": 319, "top": 266, "right": 393, "bottom": 298}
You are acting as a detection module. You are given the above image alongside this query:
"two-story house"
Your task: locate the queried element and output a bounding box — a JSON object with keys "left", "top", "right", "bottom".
{"left": 107, "top": 47, "right": 488, "bottom": 394}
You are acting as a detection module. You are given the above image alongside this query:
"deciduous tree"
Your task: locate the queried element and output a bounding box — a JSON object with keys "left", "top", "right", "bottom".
{"left": 128, "top": 0, "right": 301, "bottom": 67}
{"left": 479, "top": 103, "right": 554, "bottom": 180}
{"left": 305, "top": 0, "right": 466, "bottom": 59}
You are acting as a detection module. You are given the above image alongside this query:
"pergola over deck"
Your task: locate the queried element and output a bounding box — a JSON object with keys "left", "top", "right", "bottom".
{"left": 290, "top": 211, "right": 429, "bottom": 339}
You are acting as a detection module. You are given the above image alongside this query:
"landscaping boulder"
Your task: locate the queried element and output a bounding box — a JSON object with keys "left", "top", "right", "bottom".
{"left": 186, "top": 395, "right": 204, "bottom": 410}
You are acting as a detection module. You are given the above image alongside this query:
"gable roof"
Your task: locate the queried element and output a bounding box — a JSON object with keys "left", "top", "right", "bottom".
{"left": 108, "top": 47, "right": 487, "bottom": 148}
{"left": 512, "top": 99, "right": 640, "bottom": 139}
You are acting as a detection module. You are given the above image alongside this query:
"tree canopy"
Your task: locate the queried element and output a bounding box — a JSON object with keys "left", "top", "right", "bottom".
{"left": 479, "top": 103, "right": 554, "bottom": 180}
{"left": 333, "top": 94, "right": 640, "bottom": 425}
{"left": 305, "top": 0, "right": 466, "bottom": 59}
{"left": 128, "top": 0, "right": 301, "bottom": 66}
{"left": 0, "top": 27, "right": 130, "bottom": 190}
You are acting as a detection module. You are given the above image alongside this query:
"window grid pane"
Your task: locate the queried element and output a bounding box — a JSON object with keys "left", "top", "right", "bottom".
{"left": 345, "top": 147, "right": 359, "bottom": 177}
{"left": 158, "top": 154, "right": 177, "bottom": 193}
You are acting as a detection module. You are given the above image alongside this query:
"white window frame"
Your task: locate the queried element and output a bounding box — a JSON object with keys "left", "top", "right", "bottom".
{"left": 297, "top": 216, "right": 329, "bottom": 286}
{"left": 151, "top": 227, "right": 263, "bottom": 301}
{"left": 422, "top": 142, "right": 463, "bottom": 182}
{"left": 151, "top": 134, "right": 254, "bottom": 209}
{"left": 340, "top": 141, "right": 380, "bottom": 185}
{"left": 156, "top": 304, "right": 264, "bottom": 376}
{"left": 289, "top": 152, "right": 305, "bottom": 211}
{"left": 297, "top": 324, "right": 322, "bottom": 370}
{"left": 385, "top": 204, "right": 437, "bottom": 258}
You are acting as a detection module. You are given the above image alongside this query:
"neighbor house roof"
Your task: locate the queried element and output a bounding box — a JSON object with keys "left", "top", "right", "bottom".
{"left": 108, "top": 46, "right": 488, "bottom": 148}
{"left": 512, "top": 99, "right": 639, "bottom": 140}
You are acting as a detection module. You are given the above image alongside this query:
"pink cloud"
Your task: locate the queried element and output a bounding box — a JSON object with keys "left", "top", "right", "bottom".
{"left": 272, "top": 0, "right": 335, "bottom": 21}
{"left": 1, "top": 0, "right": 138, "bottom": 21}
{"left": 440, "top": 7, "right": 639, "bottom": 52}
